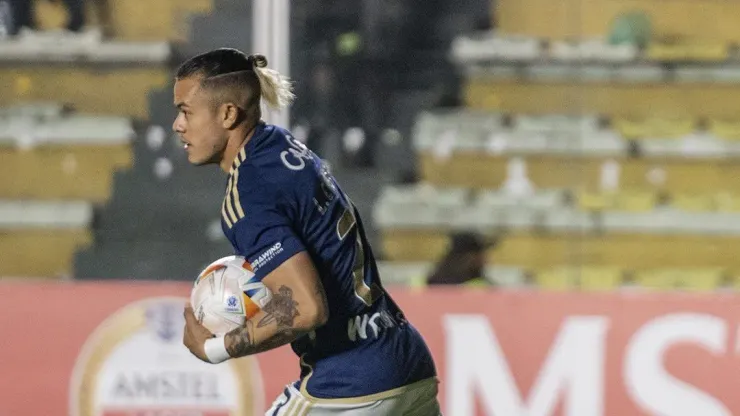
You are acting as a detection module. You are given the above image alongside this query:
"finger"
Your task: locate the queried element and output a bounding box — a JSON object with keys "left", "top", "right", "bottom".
{"left": 183, "top": 304, "right": 197, "bottom": 324}
{"left": 183, "top": 324, "right": 190, "bottom": 346}
{"left": 182, "top": 324, "right": 193, "bottom": 348}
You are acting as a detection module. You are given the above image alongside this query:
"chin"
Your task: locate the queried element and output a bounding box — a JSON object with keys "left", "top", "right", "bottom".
{"left": 186, "top": 147, "right": 223, "bottom": 166}
{"left": 188, "top": 153, "right": 209, "bottom": 166}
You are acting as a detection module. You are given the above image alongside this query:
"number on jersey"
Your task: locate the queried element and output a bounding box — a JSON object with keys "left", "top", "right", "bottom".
{"left": 336, "top": 202, "right": 383, "bottom": 306}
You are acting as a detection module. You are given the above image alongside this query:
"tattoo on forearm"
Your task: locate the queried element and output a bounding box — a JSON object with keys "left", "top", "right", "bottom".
{"left": 225, "top": 320, "right": 255, "bottom": 357}
{"left": 223, "top": 285, "right": 310, "bottom": 358}
{"left": 258, "top": 285, "right": 300, "bottom": 329}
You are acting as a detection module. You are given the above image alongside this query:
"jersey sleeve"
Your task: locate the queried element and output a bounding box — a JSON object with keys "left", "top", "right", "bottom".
{"left": 230, "top": 179, "right": 306, "bottom": 282}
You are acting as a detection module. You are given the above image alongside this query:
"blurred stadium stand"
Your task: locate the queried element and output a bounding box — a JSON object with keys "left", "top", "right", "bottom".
{"left": 0, "top": 0, "right": 217, "bottom": 279}
{"left": 375, "top": 0, "right": 740, "bottom": 290}
{"left": 75, "top": 0, "right": 254, "bottom": 280}
{"left": 9, "top": 0, "right": 740, "bottom": 292}
{"left": 79, "top": 0, "right": 487, "bottom": 280}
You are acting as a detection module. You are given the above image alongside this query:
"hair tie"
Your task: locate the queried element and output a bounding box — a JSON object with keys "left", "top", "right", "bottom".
{"left": 248, "top": 54, "right": 268, "bottom": 69}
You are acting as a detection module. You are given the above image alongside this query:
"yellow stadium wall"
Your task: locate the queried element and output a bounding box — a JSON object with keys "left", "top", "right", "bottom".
{"left": 497, "top": 0, "right": 740, "bottom": 42}
{"left": 465, "top": 79, "right": 740, "bottom": 118}
{"left": 36, "top": 0, "right": 212, "bottom": 41}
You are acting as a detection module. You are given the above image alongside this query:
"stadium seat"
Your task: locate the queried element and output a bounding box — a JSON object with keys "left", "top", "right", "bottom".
{"left": 577, "top": 191, "right": 613, "bottom": 211}
{"left": 602, "top": 209, "right": 740, "bottom": 235}
{"left": 373, "top": 184, "right": 469, "bottom": 230}
{"left": 613, "top": 190, "right": 658, "bottom": 212}
{"left": 568, "top": 130, "right": 629, "bottom": 157}
{"left": 379, "top": 228, "right": 449, "bottom": 261}
{"left": 375, "top": 262, "right": 433, "bottom": 286}
{"left": 647, "top": 41, "right": 728, "bottom": 62}
{"left": 549, "top": 39, "right": 637, "bottom": 62}
{"left": 535, "top": 266, "right": 623, "bottom": 291}
{"left": 579, "top": 267, "right": 624, "bottom": 290}
{"left": 645, "top": 42, "right": 687, "bottom": 62}
{"left": 413, "top": 110, "right": 503, "bottom": 152}
{"left": 0, "top": 110, "right": 133, "bottom": 201}
{"left": 710, "top": 66, "right": 740, "bottom": 82}
{"left": 0, "top": 200, "right": 92, "bottom": 277}
{"left": 671, "top": 193, "right": 716, "bottom": 212}
{"left": 632, "top": 269, "right": 677, "bottom": 289}
{"left": 449, "top": 204, "right": 506, "bottom": 230}
{"left": 375, "top": 261, "right": 528, "bottom": 287}
{"left": 687, "top": 43, "right": 730, "bottom": 62}
{"left": 715, "top": 192, "right": 740, "bottom": 212}
{"left": 380, "top": 229, "right": 740, "bottom": 270}
{"left": 476, "top": 188, "right": 565, "bottom": 210}
{"left": 601, "top": 210, "right": 676, "bottom": 233}
{"left": 0, "top": 36, "right": 170, "bottom": 64}
{"left": 612, "top": 65, "right": 664, "bottom": 83}
{"left": 0, "top": 145, "right": 131, "bottom": 201}
{"left": 633, "top": 268, "right": 725, "bottom": 291}
{"left": 524, "top": 64, "right": 578, "bottom": 82}
{"left": 513, "top": 114, "right": 600, "bottom": 134}
{"left": 0, "top": 114, "right": 134, "bottom": 147}
{"left": 568, "top": 65, "right": 614, "bottom": 83}
{"left": 541, "top": 208, "right": 597, "bottom": 232}
{"left": 484, "top": 266, "right": 529, "bottom": 287}
{"left": 0, "top": 67, "right": 168, "bottom": 118}
{"left": 468, "top": 188, "right": 544, "bottom": 230}
{"left": 485, "top": 35, "right": 542, "bottom": 61}
{"left": 0, "top": 200, "right": 92, "bottom": 229}
{"left": 533, "top": 267, "right": 577, "bottom": 291}
{"left": 496, "top": 0, "right": 740, "bottom": 43}
{"left": 0, "top": 102, "right": 66, "bottom": 118}
{"left": 577, "top": 190, "right": 658, "bottom": 212}
{"left": 678, "top": 268, "right": 726, "bottom": 291}
{"left": 450, "top": 31, "right": 497, "bottom": 63}
{"left": 486, "top": 131, "right": 549, "bottom": 155}
{"left": 639, "top": 133, "right": 727, "bottom": 159}
{"left": 36, "top": 0, "right": 212, "bottom": 41}
{"left": 709, "top": 119, "right": 740, "bottom": 140}
{"left": 419, "top": 152, "right": 740, "bottom": 193}
{"left": 486, "top": 130, "right": 628, "bottom": 158}
{"left": 464, "top": 80, "right": 740, "bottom": 118}
{"left": 612, "top": 117, "right": 696, "bottom": 139}
{"left": 381, "top": 3, "right": 740, "bottom": 288}
{"left": 0, "top": 230, "right": 91, "bottom": 278}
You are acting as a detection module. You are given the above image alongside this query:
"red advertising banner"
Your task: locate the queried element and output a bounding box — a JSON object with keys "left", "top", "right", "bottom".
{"left": 1, "top": 282, "right": 739, "bottom": 416}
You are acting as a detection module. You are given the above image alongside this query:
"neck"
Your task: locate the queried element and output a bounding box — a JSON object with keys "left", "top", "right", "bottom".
{"left": 219, "top": 121, "right": 259, "bottom": 173}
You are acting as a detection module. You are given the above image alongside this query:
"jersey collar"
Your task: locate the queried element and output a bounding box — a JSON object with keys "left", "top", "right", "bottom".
{"left": 229, "top": 121, "right": 266, "bottom": 175}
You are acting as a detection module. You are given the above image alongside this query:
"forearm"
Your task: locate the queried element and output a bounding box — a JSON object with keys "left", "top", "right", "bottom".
{"left": 224, "top": 284, "right": 320, "bottom": 358}
{"left": 224, "top": 315, "right": 308, "bottom": 357}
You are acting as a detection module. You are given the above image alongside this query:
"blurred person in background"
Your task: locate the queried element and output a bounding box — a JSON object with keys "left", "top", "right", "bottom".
{"left": 427, "top": 232, "right": 495, "bottom": 287}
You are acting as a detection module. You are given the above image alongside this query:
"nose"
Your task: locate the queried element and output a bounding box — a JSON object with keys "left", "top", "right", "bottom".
{"left": 172, "top": 115, "right": 184, "bottom": 133}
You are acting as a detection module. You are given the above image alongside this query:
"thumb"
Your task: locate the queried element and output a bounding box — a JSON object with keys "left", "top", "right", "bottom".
{"left": 184, "top": 303, "right": 197, "bottom": 323}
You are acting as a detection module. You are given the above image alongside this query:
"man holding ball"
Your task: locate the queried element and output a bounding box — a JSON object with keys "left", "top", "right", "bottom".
{"left": 174, "top": 48, "right": 440, "bottom": 415}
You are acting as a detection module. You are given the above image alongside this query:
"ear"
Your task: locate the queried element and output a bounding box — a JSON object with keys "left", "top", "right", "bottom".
{"left": 220, "top": 103, "right": 240, "bottom": 129}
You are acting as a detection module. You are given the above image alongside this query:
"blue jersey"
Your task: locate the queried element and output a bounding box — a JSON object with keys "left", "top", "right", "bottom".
{"left": 220, "top": 122, "right": 436, "bottom": 400}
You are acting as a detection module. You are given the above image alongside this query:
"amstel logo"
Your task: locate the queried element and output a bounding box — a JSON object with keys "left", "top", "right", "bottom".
{"left": 69, "top": 297, "right": 264, "bottom": 416}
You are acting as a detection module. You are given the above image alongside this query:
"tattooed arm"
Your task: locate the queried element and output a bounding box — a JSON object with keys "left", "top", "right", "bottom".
{"left": 183, "top": 251, "right": 328, "bottom": 362}
{"left": 224, "top": 251, "right": 329, "bottom": 358}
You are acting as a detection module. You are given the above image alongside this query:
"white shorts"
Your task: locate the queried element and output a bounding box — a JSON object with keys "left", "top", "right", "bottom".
{"left": 265, "top": 377, "right": 441, "bottom": 416}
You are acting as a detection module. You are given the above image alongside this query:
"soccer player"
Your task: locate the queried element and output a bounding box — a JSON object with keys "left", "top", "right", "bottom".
{"left": 176, "top": 48, "right": 440, "bottom": 415}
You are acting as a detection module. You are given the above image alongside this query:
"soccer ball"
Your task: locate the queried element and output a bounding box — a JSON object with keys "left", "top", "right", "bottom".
{"left": 190, "top": 255, "right": 273, "bottom": 335}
